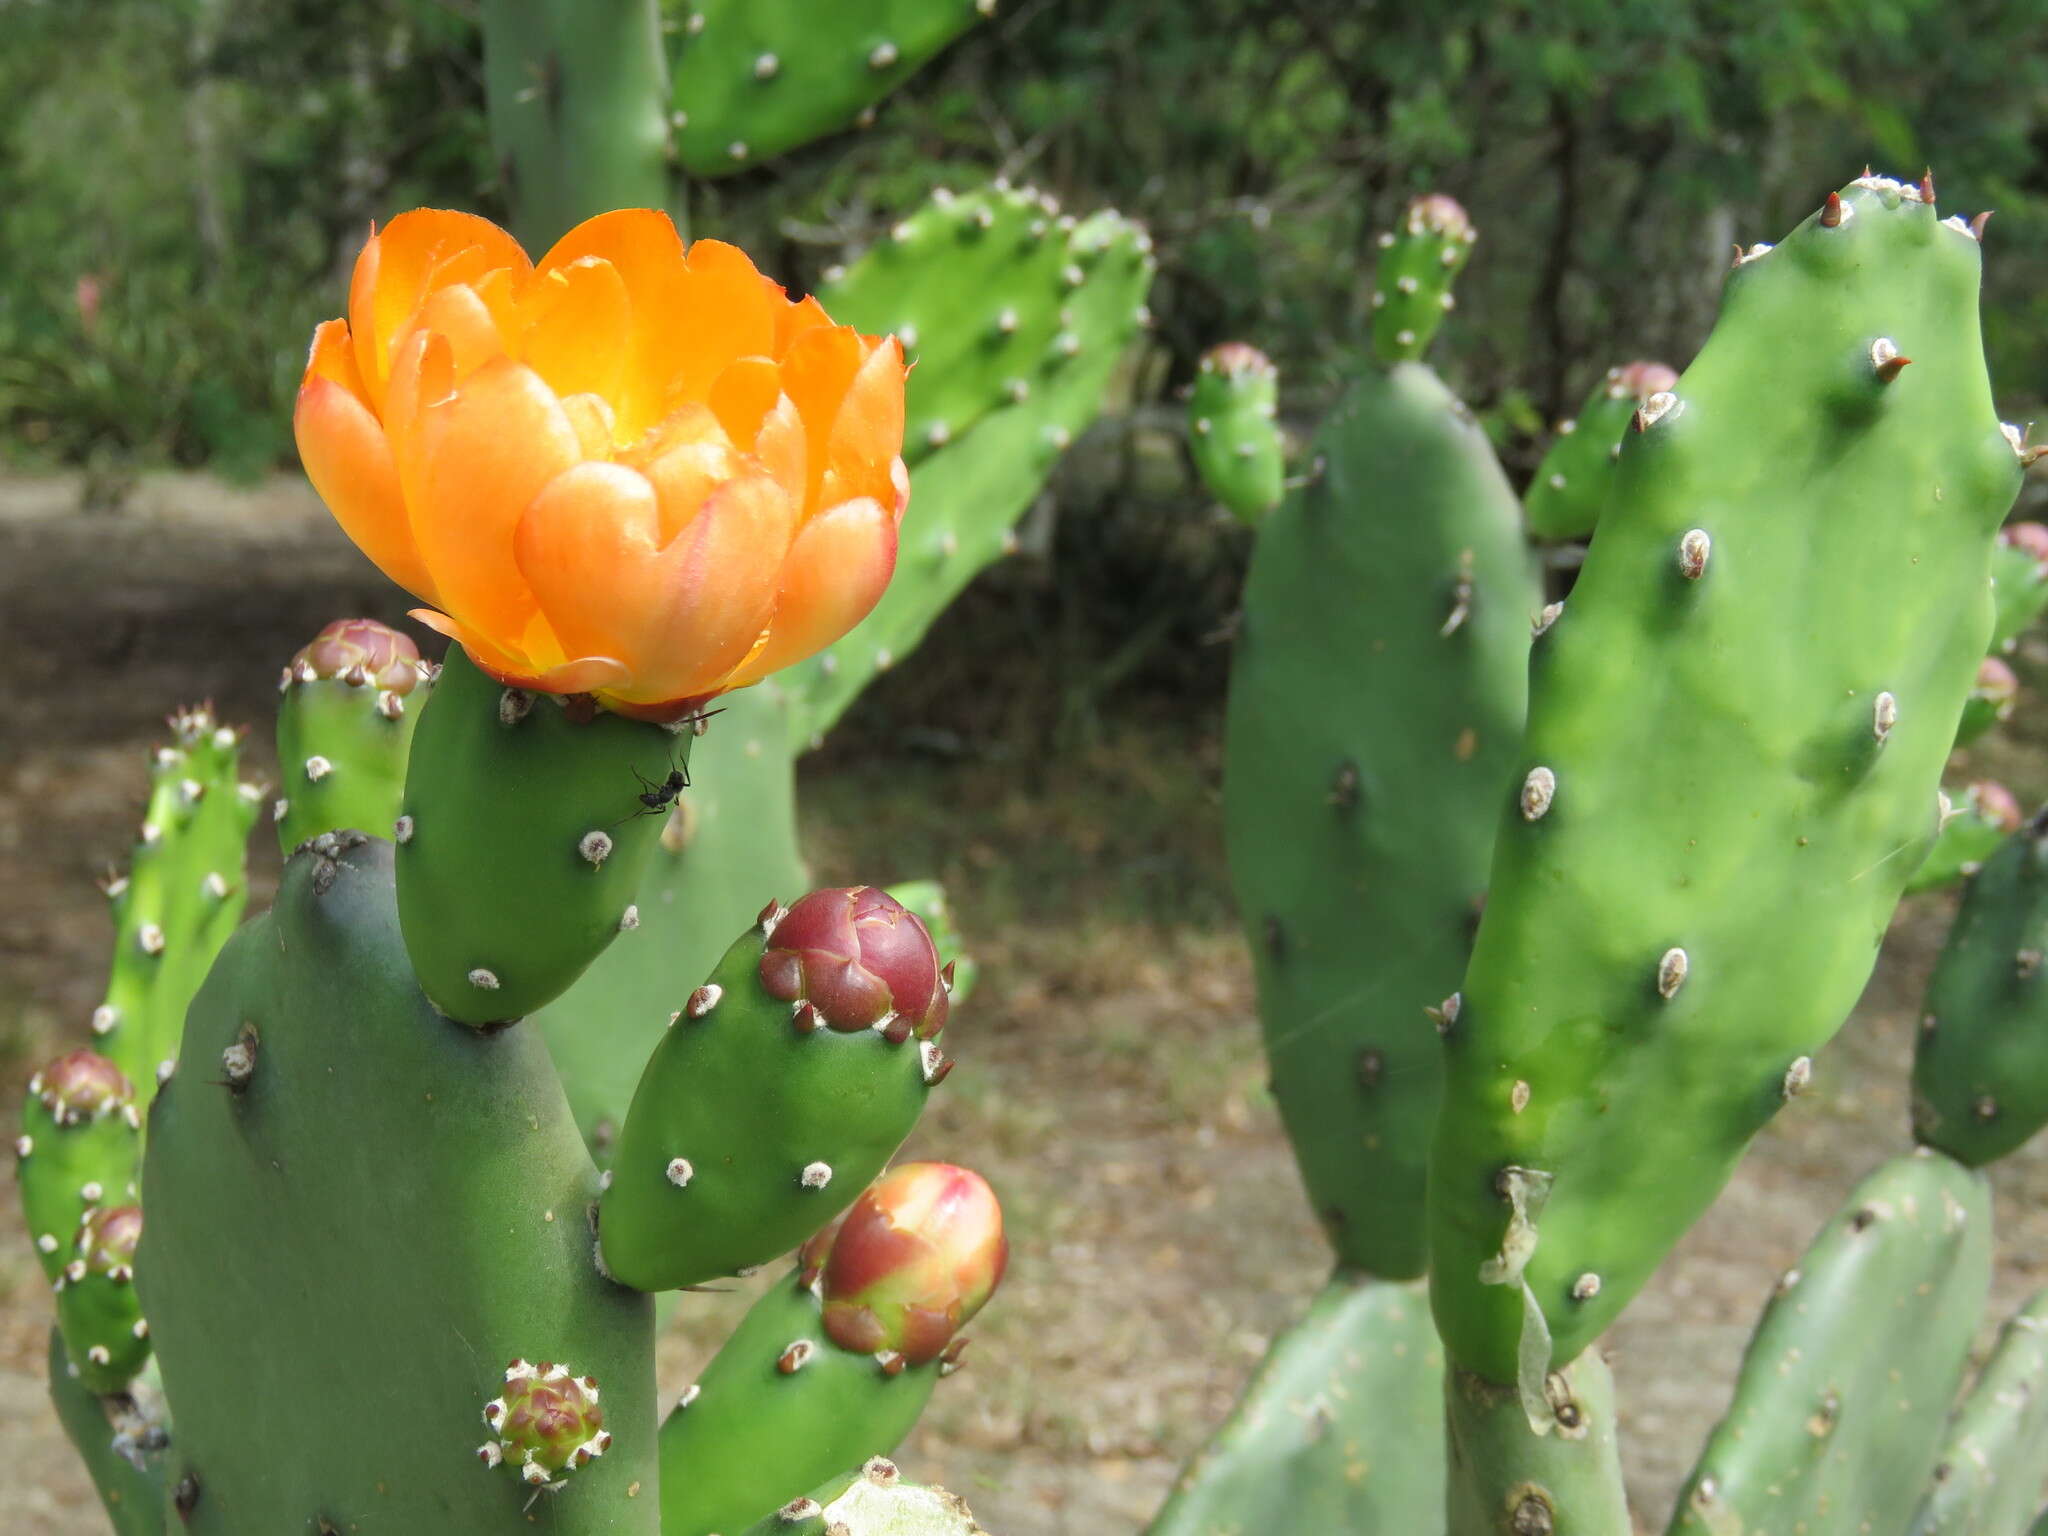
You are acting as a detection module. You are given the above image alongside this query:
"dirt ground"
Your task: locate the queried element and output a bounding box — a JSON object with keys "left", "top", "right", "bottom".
{"left": 7, "top": 472, "right": 2048, "bottom": 1532}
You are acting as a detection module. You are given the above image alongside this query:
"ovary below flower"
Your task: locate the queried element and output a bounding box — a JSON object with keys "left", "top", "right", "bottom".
{"left": 294, "top": 208, "right": 909, "bottom": 721}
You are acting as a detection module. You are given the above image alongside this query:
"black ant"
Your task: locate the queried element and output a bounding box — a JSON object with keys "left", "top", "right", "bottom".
{"left": 614, "top": 707, "right": 723, "bottom": 825}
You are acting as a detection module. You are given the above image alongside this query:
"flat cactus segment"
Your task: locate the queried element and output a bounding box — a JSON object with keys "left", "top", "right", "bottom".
{"left": 1370, "top": 194, "right": 1476, "bottom": 364}
{"left": 137, "top": 834, "right": 656, "bottom": 1532}
{"left": 1991, "top": 523, "right": 2048, "bottom": 653}
{"left": 395, "top": 643, "right": 686, "bottom": 1024}
{"left": 1188, "top": 342, "right": 1285, "bottom": 526}
{"left": 272, "top": 618, "right": 431, "bottom": 855}
{"left": 1224, "top": 360, "right": 1536, "bottom": 1278}
{"left": 1523, "top": 362, "right": 1678, "bottom": 542}
{"left": 95, "top": 707, "right": 256, "bottom": 1113}
{"left": 535, "top": 683, "right": 806, "bottom": 1160}
{"left": 16, "top": 1051, "right": 141, "bottom": 1285}
{"left": 1427, "top": 175, "right": 2024, "bottom": 1384}
{"left": 1914, "top": 810, "right": 2048, "bottom": 1165}
{"left": 784, "top": 193, "right": 1155, "bottom": 742}
{"left": 739, "top": 1456, "right": 990, "bottom": 1535}
{"left": 665, "top": 0, "right": 988, "bottom": 177}
{"left": 885, "top": 880, "right": 977, "bottom": 1006}
{"left": 1907, "top": 1286, "right": 2048, "bottom": 1535}
{"left": 1668, "top": 1151, "right": 1992, "bottom": 1536}
{"left": 45, "top": 1329, "right": 167, "bottom": 1536}
{"left": 1146, "top": 1275, "right": 1445, "bottom": 1535}
{"left": 1906, "top": 780, "right": 2021, "bottom": 896}
{"left": 658, "top": 1273, "right": 943, "bottom": 1536}
{"left": 1444, "top": 1349, "right": 1631, "bottom": 1536}
{"left": 596, "top": 894, "right": 942, "bottom": 1290}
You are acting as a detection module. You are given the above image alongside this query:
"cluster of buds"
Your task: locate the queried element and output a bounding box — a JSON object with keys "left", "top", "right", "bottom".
{"left": 477, "top": 1359, "right": 610, "bottom": 1488}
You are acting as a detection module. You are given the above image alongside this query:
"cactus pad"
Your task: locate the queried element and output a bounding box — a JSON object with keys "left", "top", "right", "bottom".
{"left": 1188, "top": 342, "right": 1285, "bottom": 526}
{"left": 1370, "top": 194, "right": 1475, "bottom": 364}
{"left": 739, "top": 1456, "right": 990, "bottom": 1536}
{"left": 1523, "top": 362, "right": 1678, "bottom": 542}
{"left": 45, "top": 1328, "right": 167, "bottom": 1536}
{"left": 1444, "top": 1349, "right": 1631, "bottom": 1536}
{"left": 272, "top": 618, "right": 431, "bottom": 855}
{"left": 1906, "top": 1285, "right": 2048, "bottom": 1535}
{"left": 16, "top": 1051, "right": 140, "bottom": 1285}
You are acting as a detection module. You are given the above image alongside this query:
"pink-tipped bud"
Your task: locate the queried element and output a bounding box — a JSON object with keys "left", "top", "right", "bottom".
{"left": 1975, "top": 656, "right": 2020, "bottom": 709}
{"left": 819, "top": 1163, "right": 1006, "bottom": 1364}
{"left": 477, "top": 1360, "right": 607, "bottom": 1483}
{"left": 1198, "top": 342, "right": 1276, "bottom": 380}
{"left": 290, "top": 619, "right": 426, "bottom": 694}
{"left": 2001, "top": 523, "right": 2048, "bottom": 577}
{"left": 77, "top": 1205, "right": 142, "bottom": 1277}
{"left": 757, "top": 887, "right": 950, "bottom": 1038}
{"left": 1969, "top": 780, "right": 2024, "bottom": 832}
{"left": 1612, "top": 361, "right": 1679, "bottom": 402}
{"left": 31, "top": 1051, "right": 135, "bottom": 1125}
{"left": 1404, "top": 193, "right": 1472, "bottom": 241}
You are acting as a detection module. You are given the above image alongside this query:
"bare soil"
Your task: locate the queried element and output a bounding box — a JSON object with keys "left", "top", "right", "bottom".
{"left": 6, "top": 472, "right": 2048, "bottom": 1532}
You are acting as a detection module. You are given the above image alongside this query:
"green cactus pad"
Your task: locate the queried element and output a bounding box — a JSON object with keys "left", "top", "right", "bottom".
{"left": 885, "top": 879, "right": 977, "bottom": 1007}
{"left": 1370, "top": 194, "right": 1475, "bottom": 365}
{"left": 596, "top": 912, "right": 937, "bottom": 1290}
{"left": 56, "top": 1203, "right": 149, "bottom": 1393}
{"left": 1906, "top": 780, "right": 2021, "bottom": 896}
{"left": 138, "top": 833, "right": 657, "bottom": 1532}
{"left": 1444, "top": 1349, "right": 1631, "bottom": 1536}
{"left": 665, "top": 0, "right": 989, "bottom": 177}
{"left": 15, "top": 1051, "right": 140, "bottom": 1285}
{"left": 94, "top": 707, "right": 257, "bottom": 1112}
{"left": 1224, "top": 360, "right": 1536, "bottom": 1278}
{"left": 739, "top": 1456, "right": 989, "bottom": 1536}
{"left": 1914, "top": 811, "right": 2048, "bottom": 1165}
{"left": 1147, "top": 1275, "right": 1445, "bottom": 1534}
{"left": 1427, "top": 175, "right": 2024, "bottom": 1384}
{"left": 1523, "top": 362, "right": 1678, "bottom": 542}
{"left": 396, "top": 643, "right": 686, "bottom": 1024}
{"left": 1188, "top": 343, "right": 1285, "bottom": 527}
{"left": 46, "top": 1328, "right": 167, "bottom": 1536}
{"left": 659, "top": 1269, "right": 943, "bottom": 1535}
{"left": 272, "top": 619, "right": 431, "bottom": 855}
{"left": 1990, "top": 523, "right": 2048, "bottom": 654}
{"left": 1668, "top": 1150, "right": 1991, "bottom": 1536}
{"left": 1907, "top": 1286, "right": 2048, "bottom": 1535}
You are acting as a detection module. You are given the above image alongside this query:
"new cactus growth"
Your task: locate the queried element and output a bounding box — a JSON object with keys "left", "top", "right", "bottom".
{"left": 1427, "top": 174, "right": 2023, "bottom": 1386}
{"left": 659, "top": 1164, "right": 1002, "bottom": 1535}
{"left": 1188, "top": 342, "right": 1285, "bottom": 526}
{"left": 1148, "top": 1276, "right": 1445, "bottom": 1534}
{"left": 272, "top": 618, "right": 431, "bottom": 855}
{"left": 477, "top": 1358, "right": 613, "bottom": 1488}
{"left": 1991, "top": 522, "right": 2048, "bottom": 653}
{"left": 597, "top": 887, "right": 953, "bottom": 1290}
{"left": 16, "top": 1051, "right": 140, "bottom": 1286}
{"left": 1224, "top": 194, "right": 1536, "bottom": 1278}
{"left": 740, "top": 1456, "right": 992, "bottom": 1536}
{"left": 1906, "top": 1286, "right": 2048, "bottom": 1535}
{"left": 1669, "top": 1151, "right": 1992, "bottom": 1535}
{"left": 1523, "top": 361, "right": 1679, "bottom": 542}
{"left": 55, "top": 1204, "right": 149, "bottom": 1394}
{"left": 1370, "top": 194, "right": 1475, "bottom": 364}
{"left": 395, "top": 643, "right": 687, "bottom": 1023}
{"left": 664, "top": 0, "right": 992, "bottom": 177}
{"left": 1914, "top": 807, "right": 2048, "bottom": 1165}
{"left": 1444, "top": 1350, "right": 1630, "bottom": 1536}
{"left": 1907, "top": 779, "right": 2022, "bottom": 895}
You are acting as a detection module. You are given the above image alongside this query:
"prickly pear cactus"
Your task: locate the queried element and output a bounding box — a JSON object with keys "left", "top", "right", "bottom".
{"left": 742, "top": 1456, "right": 991, "bottom": 1536}
{"left": 1907, "top": 779, "right": 2021, "bottom": 895}
{"left": 1914, "top": 809, "right": 2048, "bottom": 1165}
{"left": 396, "top": 643, "right": 685, "bottom": 1024}
{"left": 1188, "top": 342, "right": 1285, "bottom": 526}
{"left": 1523, "top": 361, "right": 1678, "bottom": 542}
{"left": 16, "top": 1051, "right": 140, "bottom": 1287}
{"left": 1906, "top": 1286, "right": 2048, "bottom": 1536}
{"left": 1669, "top": 1151, "right": 1991, "bottom": 1536}
{"left": 1444, "top": 1349, "right": 1630, "bottom": 1536}
{"left": 665, "top": 0, "right": 991, "bottom": 177}
{"left": 1147, "top": 1276, "right": 1445, "bottom": 1534}
{"left": 139, "top": 833, "right": 658, "bottom": 1531}
{"left": 1224, "top": 207, "right": 1536, "bottom": 1276}
{"left": 1427, "top": 174, "right": 2025, "bottom": 1385}
{"left": 91, "top": 707, "right": 257, "bottom": 1109}
{"left": 1370, "top": 194, "right": 1475, "bottom": 364}
{"left": 46, "top": 1329, "right": 167, "bottom": 1536}
{"left": 272, "top": 617, "right": 431, "bottom": 854}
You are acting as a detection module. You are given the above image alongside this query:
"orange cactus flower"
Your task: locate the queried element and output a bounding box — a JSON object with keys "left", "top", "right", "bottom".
{"left": 293, "top": 209, "right": 908, "bottom": 721}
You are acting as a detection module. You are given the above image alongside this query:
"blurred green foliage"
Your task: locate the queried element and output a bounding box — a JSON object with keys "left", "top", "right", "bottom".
{"left": 4, "top": 0, "right": 2045, "bottom": 481}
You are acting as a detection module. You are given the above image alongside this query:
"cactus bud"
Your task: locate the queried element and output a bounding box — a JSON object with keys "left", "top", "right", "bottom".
{"left": 820, "top": 1163, "right": 1006, "bottom": 1363}
{"left": 478, "top": 1359, "right": 610, "bottom": 1486}
{"left": 757, "top": 887, "right": 950, "bottom": 1038}
{"left": 76, "top": 1204, "right": 142, "bottom": 1279}
{"left": 31, "top": 1051, "right": 135, "bottom": 1125}
{"left": 288, "top": 618, "right": 426, "bottom": 695}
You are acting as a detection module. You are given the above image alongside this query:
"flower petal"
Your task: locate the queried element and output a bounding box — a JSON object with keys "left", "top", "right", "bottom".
{"left": 410, "top": 609, "right": 629, "bottom": 695}
{"left": 672, "top": 240, "right": 781, "bottom": 403}
{"left": 707, "top": 356, "right": 783, "bottom": 449}
{"left": 414, "top": 356, "right": 580, "bottom": 646}
{"left": 724, "top": 495, "right": 897, "bottom": 688}
{"left": 519, "top": 256, "right": 630, "bottom": 406}
{"left": 827, "top": 338, "right": 908, "bottom": 509}
{"left": 348, "top": 210, "right": 528, "bottom": 409}
{"left": 540, "top": 210, "right": 690, "bottom": 441}
{"left": 777, "top": 324, "right": 866, "bottom": 509}
{"left": 296, "top": 363, "right": 437, "bottom": 604}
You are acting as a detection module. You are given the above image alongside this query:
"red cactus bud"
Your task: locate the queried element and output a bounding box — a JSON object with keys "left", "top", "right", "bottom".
{"left": 77, "top": 1205, "right": 142, "bottom": 1277}
{"left": 1199, "top": 342, "right": 1275, "bottom": 379}
{"left": 290, "top": 618, "right": 426, "bottom": 695}
{"left": 758, "top": 886, "right": 950, "bottom": 1038}
{"left": 32, "top": 1051, "right": 134, "bottom": 1124}
{"left": 478, "top": 1360, "right": 608, "bottom": 1485}
{"left": 1405, "top": 193, "right": 1472, "bottom": 240}
{"left": 820, "top": 1163, "right": 1006, "bottom": 1364}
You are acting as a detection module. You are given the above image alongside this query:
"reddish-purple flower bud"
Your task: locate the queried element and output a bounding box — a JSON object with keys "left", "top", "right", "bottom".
{"left": 1611, "top": 361, "right": 1679, "bottom": 402}
{"left": 758, "top": 886, "right": 950, "bottom": 1038}
{"left": 1405, "top": 193, "right": 1472, "bottom": 240}
{"left": 477, "top": 1359, "right": 610, "bottom": 1486}
{"left": 31, "top": 1051, "right": 135, "bottom": 1125}
{"left": 77, "top": 1205, "right": 142, "bottom": 1278}
{"left": 1199, "top": 341, "right": 1275, "bottom": 380}
{"left": 819, "top": 1163, "right": 1006, "bottom": 1364}
{"left": 289, "top": 618, "right": 427, "bottom": 694}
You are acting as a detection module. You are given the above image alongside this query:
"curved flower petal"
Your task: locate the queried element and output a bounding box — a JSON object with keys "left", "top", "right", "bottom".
{"left": 348, "top": 210, "right": 528, "bottom": 409}
{"left": 672, "top": 240, "right": 780, "bottom": 402}
{"left": 519, "top": 256, "right": 631, "bottom": 407}
{"left": 413, "top": 356, "right": 581, "bottom": 648}
{"left": 410, "top": 608, "right": 630, "bottom": 695}
{"left": 827, "top": 338, "right": 909, "bottom": 509}
{"left": 724, "top": 495, "right": 897, "bottom": 688}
